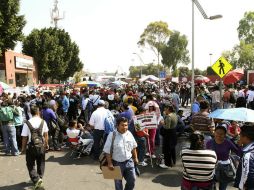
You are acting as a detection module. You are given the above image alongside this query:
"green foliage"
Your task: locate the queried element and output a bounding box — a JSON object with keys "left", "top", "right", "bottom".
{"left": 238, "top": 41, "right": 254, "bottom": 69}
{"left": 206, "top": 66, "right": 216, "bottom": 75}
{"left": 73, "top": 70, "right": 85, "bottom": 83}
{"left": 161, "top": 31, "right": 190, "bottom": 71}
{"left": 129, "top": 63, "right": 164, "bottom": 78}
{"left": 172, "top": 69, "right": 179, "bottom": 77}
{"left": 22, "top": 27, "right": 83, "bottom": 82}
{"left": 178, "top": 66, "right": 190, "bottom": 77}
{"left": 194, "top": 68, "right": 203, "bottom": 75}
{"left": 0, "top": 0, "right": 26, "bottom": 53}
{"left": 138, "top": 21, "right": 171, "bottom": 60}
{"left": 238, "top": 11, "right": 254, "bottom": 44}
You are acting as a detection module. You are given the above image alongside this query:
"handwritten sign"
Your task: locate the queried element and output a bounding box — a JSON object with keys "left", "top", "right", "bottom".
{"left": 133, "top": 113, "right": 157, "bottom": 130}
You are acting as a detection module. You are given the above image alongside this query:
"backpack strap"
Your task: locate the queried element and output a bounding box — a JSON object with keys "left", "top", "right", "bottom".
{"left": 26, "top": 120, "right": 44, "bottom": 137}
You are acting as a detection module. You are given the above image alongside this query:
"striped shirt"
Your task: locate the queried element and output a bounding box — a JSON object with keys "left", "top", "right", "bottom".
{"left": 181, "top": 149, "right": 217, "bottom": 182}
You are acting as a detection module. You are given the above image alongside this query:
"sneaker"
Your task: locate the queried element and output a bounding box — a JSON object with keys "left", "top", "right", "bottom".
{"left": 151, "top": 154, "right": 156, "bottom": 159}
{"left": 145, "top": 152, "right": 150, "bottom": 157}
{"left": 138, "top": 161, "right": 148, "bottom": 167}
{"left": 34, "top": 178, "right": 43, "bottom": 190}
{"left": 159, "top": 164, "right": 169, "bottom": 169}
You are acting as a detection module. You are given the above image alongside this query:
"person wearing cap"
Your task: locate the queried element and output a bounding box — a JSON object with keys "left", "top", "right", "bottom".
{"left": 234, "top": 124, "right": 254, "bottom": 190}
{"left": 89, "top": 99, "right": 111, "bottom": 160}
{"left": 206, "top": 124, "right": 242, "bottom": 190}
{"left": 181, "top": 131, "right": 217, "bottom": 190}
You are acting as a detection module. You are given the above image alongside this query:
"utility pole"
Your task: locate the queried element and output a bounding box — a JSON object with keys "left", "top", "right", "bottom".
{"left": 51, "top": 0, "right": 65, "bottom": 28}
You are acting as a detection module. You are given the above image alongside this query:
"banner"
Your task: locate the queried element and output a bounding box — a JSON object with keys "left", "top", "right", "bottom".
{"left": 133, "top": 113, "right": 157, "bottom": 130}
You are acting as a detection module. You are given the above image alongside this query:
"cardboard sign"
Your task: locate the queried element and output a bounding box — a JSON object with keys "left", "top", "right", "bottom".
{"left": 133, "top": 113, "right": 157, "bottom": 130}
{"left": 101, "top": 166, "right": 122, "bottom": 180}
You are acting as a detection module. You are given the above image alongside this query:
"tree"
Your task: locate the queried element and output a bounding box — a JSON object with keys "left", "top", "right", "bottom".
{"left": 22, "top": 27, "right": 83, "bottom": 83}
{"left": 238, "top": 41, "right": 254, "bottom": 69}
{"left": 178, "top": 66, "right": 190, "bottom": 77}
{"left": 194, "top": 68, "right": 203, "bottom": 75}
{"left": 73, "top": 70, "right": 85, "bottom": 83}
{"left": 138, "top": 21, "right": 171, "bottom": 64}
{"left": 238, "top": 11, "right": 254, "bottom": 44}
{"left": 129, "top": 63, "right": 164, "bottom": 78}
{"left": 161, "top": 31, "right": 190, "bottom": 71}
{"left": 206, "top": 66, "right": 216, "bottom": 75}
{"left": 0, "top": 0, "right": 26, "bottom": 54}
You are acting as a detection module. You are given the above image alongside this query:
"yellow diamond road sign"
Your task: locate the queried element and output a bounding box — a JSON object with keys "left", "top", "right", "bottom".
{"left": 212, "top": 56, "right": 232, "bottom": 78}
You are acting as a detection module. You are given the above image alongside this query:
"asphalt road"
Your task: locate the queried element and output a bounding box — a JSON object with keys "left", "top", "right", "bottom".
{"left": 0, "top": 136, "right": 237, "bottom": 190}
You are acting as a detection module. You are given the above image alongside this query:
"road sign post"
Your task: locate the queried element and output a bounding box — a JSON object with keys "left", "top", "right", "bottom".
{"left": 211, "top": 56, "right": 232, "bottom": 108}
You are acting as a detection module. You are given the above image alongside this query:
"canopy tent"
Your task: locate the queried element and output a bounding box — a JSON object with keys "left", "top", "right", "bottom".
{"left": 194, "top": 75, "right": 210, "bottom": 84}
{"left": 223, "top": 69, "right": 244, "bottom": 85}
{"left": 75, "top": 81, "right": 101, "bottom": 87}
{"left": 139, "top": 75, "right": 159, "bottom": 82}
{"left": 0, "top": 81, "right": 11, "bottom": 90}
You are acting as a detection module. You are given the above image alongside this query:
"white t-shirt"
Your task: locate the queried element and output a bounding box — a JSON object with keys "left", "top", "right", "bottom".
{"left": 89, "top": 107, "right": 108, "bottom": 130}
{"left": 21, "top": 116, "right": 49, "bottom": 143}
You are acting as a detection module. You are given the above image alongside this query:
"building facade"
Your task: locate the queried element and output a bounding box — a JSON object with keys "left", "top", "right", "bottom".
{"left": 0, "top": 51, "right": 38, "bottom": 87}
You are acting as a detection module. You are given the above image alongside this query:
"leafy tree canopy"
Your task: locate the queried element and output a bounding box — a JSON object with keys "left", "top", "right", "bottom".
{"left": 138, "top": 21, "right": 171, "bottom": 60}
{"left": 0, "top": 0, "right": 26, "bottom": 54}
{"left": 22, "top": 27, "right": 83, "bottom": 82}
{"left": 129, "top": 63, "right": 164, "bottom": 78}
{"left": 161, "top": 31, "right": 190, "bottom": 71}
{"left": 238, "top": 11, "right": 254, "bottom": 44}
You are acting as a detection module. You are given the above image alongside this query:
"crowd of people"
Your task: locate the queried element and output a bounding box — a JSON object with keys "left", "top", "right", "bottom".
{"left": 0, "top": 81, "right": 254, "bottom": 190}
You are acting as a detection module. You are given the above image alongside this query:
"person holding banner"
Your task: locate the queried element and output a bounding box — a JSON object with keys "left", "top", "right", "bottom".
{"left": 144, "top": 95, "right": 161, "bottom": 159}
{"left": 159, "top": 104, "right": 178, "bottom": 169}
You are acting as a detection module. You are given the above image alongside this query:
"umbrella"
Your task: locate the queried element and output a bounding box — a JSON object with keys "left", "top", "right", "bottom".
{"left": 223, "top": 69, "right": 244, "bottom": 85}
{"left": 139, "top": 75, "right": 159, "bottom": 82}
{"left": 75, "top": 81, "right": 101, "bottom": 87}
{"left": 208, "top": 108, "right": 254, "bottom": 122}
{"left": 112, "top": 80, "right": 128, "bottom": 85}
{"left": 0, "top": 81, "right": 11, "bottom": 90}
{"left": 194, "top": 75, "right": 210, "bottom": 84}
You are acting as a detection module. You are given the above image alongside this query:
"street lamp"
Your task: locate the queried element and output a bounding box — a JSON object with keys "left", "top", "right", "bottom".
{"left": 209, "top": 53, "right": 213, "bottom": 66}
{"left": 191, "top": 0, "right": 222, "bottom": 105}
{"left": 133, "top": 52, "right": 145, "bottom": 78}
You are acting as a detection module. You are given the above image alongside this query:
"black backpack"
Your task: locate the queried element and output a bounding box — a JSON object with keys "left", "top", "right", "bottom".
{"left": 27, "top": 120, "right": 45, "bottom": 156}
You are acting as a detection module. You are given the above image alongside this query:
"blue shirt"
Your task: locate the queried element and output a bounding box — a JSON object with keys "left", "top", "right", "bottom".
{"left": 191, "top": 101, "right": 200, "bottom": 114}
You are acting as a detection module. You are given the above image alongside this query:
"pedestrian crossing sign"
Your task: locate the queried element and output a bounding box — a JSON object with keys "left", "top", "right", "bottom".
{"left": 211, "top": 56, "right": 232, "bottom": 78}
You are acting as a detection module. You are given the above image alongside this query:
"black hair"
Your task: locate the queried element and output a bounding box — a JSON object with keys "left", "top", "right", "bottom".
{"left": 69, "top": 120, "right": 77, "bottom": 128}
{"left": 30, "top": 105, "right": 40, "bottom": 116}
{"left": 215, "top": 124, "right": 227, "bottom": 134}
{"left": 116, "top": 117, "right": 128, "bottom": 126}
{"left": 240, "top": 124, "right": 254, "bottom": 141}
{"left": 189, "top": 131, "right": 204, "bottom": 150}
{"left": 164, "top": 103, "right": 175, "bottom": 112}
{"left": 199, "top": 100, "right": 209, "bottom": 110}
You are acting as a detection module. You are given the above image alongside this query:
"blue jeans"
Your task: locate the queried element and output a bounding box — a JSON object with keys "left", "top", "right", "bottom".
{"left": 1, "top": 124, "right": 19, "bottom": 155}
{"left": 219, "top": 181, "right": 228, "bottom": 190}
{"left": 136, "top": 136, "right": 146, "bottom": 162}
{"left": 113, "top": 159, "right": 136, "bottom": 190}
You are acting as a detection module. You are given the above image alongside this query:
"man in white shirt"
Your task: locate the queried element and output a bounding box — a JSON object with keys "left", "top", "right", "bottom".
{"left": 21, "top": 105, "right": 49, "bottom": 190}
{"left": 89, "top": 100, "right": 108, "bottom": 159}
{"left": 103, "top": 117, "right": 138, "bottom": 190}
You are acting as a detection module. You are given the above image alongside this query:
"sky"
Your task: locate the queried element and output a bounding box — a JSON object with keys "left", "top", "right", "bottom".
{"left": 17, "top": 0, "right": 254, "bottom": 74}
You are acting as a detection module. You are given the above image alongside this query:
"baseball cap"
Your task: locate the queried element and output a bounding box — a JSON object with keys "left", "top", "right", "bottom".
{"left": 98, "top": 100, "right": 105, "bottom": 105}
